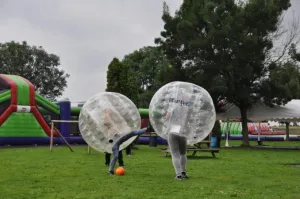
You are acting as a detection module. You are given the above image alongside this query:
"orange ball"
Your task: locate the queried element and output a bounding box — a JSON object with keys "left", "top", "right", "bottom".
{"left": 115, "top": 167, "right": 125, "bottom": 176}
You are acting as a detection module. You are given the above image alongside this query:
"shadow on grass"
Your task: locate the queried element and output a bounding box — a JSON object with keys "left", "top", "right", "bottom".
{"left": 282, "top": 163, "right": 300, "bottom": 167}
{"left": 223, "top": 145, "right": 300, "bottom": 151}
{"left": 250, "top": 146, "right": 300, "bottom": 150}
{"left": 163, "top": 155, "right": 219, "bottom": 160}
{"left": 187, "top": 156, "right": 219, "bottom": 160}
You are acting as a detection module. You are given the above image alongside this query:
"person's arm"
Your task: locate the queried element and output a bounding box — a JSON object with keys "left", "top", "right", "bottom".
{"left": 166, "top": 112, "right": 171, "bottom": 120}
{"left": 105, "top": 109, "right": 112, "bottom": 121}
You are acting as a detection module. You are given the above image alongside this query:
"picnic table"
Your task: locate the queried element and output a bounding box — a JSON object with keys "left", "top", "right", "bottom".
{"left": 161, "top": 140, "right": 220, "bottom": 158}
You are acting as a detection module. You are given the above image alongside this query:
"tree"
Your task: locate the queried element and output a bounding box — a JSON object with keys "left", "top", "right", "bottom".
{"left": 155, "top": 0, "right": 297, "bottom": 146}
{"left": 266, "top": 10, "right": 300, "bottom": 64}
{"left": 0, "top": 41, "right": 69, "bottom": 100}
{"left": 122, "top": 46, "right": 171, "bottom": 107}
{"left": 106, "top": 57, "right": 139, "bottom": 105}
{"left": 261, "top": 61, "right": 300, "bottom": 106}
{"left": 288, "top": 43, "right": 300, "bottom": 62}
{"left": 106, "top": 58, "right": 126, "bottom": 92}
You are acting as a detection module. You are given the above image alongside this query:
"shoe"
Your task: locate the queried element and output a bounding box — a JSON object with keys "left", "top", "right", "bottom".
{"left": 107, "top": 170, "right": 114, "bottom": 175}
{"left": 174, "top": 175, "right": 183, "bottom": 180}
{"left": 119, "top": 164, "right": 125, "bottom": 167}
{"left": 105, "top": 164, "right": 109, "bottom": 167}
{"left": 182, "top": 172, "right": 189, "bottom": 179}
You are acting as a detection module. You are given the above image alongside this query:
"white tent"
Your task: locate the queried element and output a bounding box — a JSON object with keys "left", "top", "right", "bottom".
{"left": 216, "top": 100, "right": 300, "bottom": 122}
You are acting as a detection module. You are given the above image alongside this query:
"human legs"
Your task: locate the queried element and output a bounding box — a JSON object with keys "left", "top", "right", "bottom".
{"left": 108, "top": 128, "right": 147, "bottom": 174}
{"left": 178, "top": 136, "right": 188, "bottom": 178}
{"left": 106, "top": 151, "right": 124, "bottom": 167}
{"left": 118, "top": 150, "right": 124, "bottom": 166}
{"left": 125, "top": 145, "right": 131, "bottom": 156}
{"left": 105, "top": 152, "right": 111, "bottom": 166}
{"left": 168, "top": 133, "right": 181, "bottom": 177}
{"left": 168, "top": 133, "right": 188, "bottom": 179}
{"left": 108, "top": 144, "right": 120, "bottom": 174}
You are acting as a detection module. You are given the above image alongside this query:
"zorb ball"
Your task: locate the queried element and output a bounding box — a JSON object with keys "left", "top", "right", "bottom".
{"left": 78, "top": 92, "right": 141, "bottom": 153}
{"left": 149, "top": 81, "right": 216, "bottom": 145}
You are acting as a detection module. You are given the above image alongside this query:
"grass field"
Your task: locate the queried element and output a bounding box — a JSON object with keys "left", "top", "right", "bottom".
{"left": 1, "top": 141, "right": 300, "bottom": 199}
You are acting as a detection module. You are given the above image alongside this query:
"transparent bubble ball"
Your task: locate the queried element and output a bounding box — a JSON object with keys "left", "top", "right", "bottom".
{"left": 149, "top": 81, "right": 216, "bottom": 145}
{"left": 78, "top": 92, "right": 141, "bottom": 153}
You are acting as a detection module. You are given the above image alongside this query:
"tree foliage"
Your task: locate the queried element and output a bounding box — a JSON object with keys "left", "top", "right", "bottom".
{"left": 288, "top": 43, "right": 300, "bottom": 62}
{"left": 0, "top": 41, "right": 69, "bottom": 100}
{"left": 261, "top": 62, "right": 300, "bottom": 106}
{"left": 121, "top": 46, "right": 171, "bottom": 107}
{"left": 155, "top": 0, "right": 297, "bottom": 146}
{"left": 105, "top": 57, "right": 139, "bottom": 105}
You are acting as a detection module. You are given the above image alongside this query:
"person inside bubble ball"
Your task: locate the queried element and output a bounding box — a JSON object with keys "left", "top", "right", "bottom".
{"left": 165, "top": 87, "right": 193, "bottom": 180}
{"left": 103, "top": 108, "right": 125, "bottom": 167}
{"left": 104, "top": 108, "right": 121, "bottom": 140}
{"left": 105, "top": 106, "right": 148, "bottom": 175}
{"left": 107, "top": 126, "right": 150, "bottom": 175}
{"left": 106, "top": 87, "right": 192, "bottom": 180}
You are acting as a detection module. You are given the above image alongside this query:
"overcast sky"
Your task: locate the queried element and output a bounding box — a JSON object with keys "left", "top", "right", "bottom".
{"left": 0, "top": 0, "right": 299, "bottom": 102}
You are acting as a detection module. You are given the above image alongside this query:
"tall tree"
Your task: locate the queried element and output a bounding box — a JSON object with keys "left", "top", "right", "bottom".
{"left": 0, "top": 41, "right": 69, "bottom": 100}
{"left": 155, "top": 0, "right": 297, "bottom": 146}
{"left": 122, "top": 46, "right": 171, "bottom": 107}
{"left": 106, "top": 58, "right": 126, "bottom": 92}
{"left": 106, "top": 57, "right": 139, "bottom": 105}
{"left": 262, "top": 61, "right": 300, "bottom": 106}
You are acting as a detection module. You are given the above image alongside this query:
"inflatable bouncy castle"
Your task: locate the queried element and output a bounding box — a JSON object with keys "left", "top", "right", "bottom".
{"left": 220, "top": 121, "right": 285, "bottom": 136}
{"left": 0, "top": 74, "right": 161, "bottom": 145}
{"left": 0, "top": 74, "right": 62, "bottom": 144}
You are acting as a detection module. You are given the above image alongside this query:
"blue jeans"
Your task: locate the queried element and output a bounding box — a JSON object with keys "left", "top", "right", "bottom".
{"left": 109, "top": 128, "right": 146, "bottom": 173}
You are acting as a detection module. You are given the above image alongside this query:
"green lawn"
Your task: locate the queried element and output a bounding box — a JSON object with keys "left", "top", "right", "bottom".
{"left": 0, "top": 143, "right": 300, "bottom": 199}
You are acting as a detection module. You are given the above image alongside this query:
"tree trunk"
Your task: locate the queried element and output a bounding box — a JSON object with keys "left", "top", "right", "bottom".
{"left": 285, "top": 122, "right": 290, "bottom": 141}
{"left": 240, "top": 106, "right": 249, "bottom": 147}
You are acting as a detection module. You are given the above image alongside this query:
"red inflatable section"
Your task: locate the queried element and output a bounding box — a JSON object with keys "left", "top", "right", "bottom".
{"left": 0, "top": 74, "right": 18, "bottom": 105}
{"left": 0, "top": 74, "right": 59, "bottom": 137}
{"left": 0, "top": 75, "right": 18, "bottom": 126}
{"left": 19, "top": 76, "right": 36, "bottom": 106}
{"left": 141, "top": 118, "right": 155, "bottom": 134}
{"left": 248, "top": 123, "right": 285, "bottom": 135}
{"left": 31, "top": 107, "right": 59, "bottom": 136}
{"left": 0, "top": 105, "right": 17, "bottom": 126}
